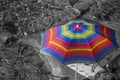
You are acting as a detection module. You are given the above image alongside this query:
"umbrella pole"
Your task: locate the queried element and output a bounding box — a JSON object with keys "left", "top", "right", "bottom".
{"left": 75, "top": 63, "right": 78, "bottom": 80}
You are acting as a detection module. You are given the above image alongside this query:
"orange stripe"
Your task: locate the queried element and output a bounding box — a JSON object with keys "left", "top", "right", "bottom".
{"left": 50, "top": 28, "right": 110, "bottom": 51}
{"left": 104, "top": 26, "right": 107, "bottom": 37}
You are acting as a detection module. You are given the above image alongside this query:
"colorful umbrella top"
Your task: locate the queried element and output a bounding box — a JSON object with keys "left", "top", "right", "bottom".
{"left": 40, "top": 19, "right": 118, "bottom": 64}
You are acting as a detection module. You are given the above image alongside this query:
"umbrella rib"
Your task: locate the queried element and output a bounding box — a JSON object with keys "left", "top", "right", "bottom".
{"left": 85, "top": 37, "right": 97, "bottom": 62}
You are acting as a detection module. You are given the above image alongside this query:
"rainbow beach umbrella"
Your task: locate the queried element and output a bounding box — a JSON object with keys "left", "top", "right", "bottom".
{"left": 40, "top": 19, "right": 118, "bottom": 64}
{"left": 40, "top": 19, "right": 118, "bottom": 80}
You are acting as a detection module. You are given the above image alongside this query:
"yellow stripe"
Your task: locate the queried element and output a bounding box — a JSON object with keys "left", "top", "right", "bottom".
{"left": 92, "top": 39, "right": 108, "bottom": 50}
{"left": 50, "top": 41, "right": 68, "bottom": 51}
{"left": 62, "top": 29, "right": 94, "bottom": 38}
{"left": 83, "top": 31, "right": 93, "bottom": 37}
{"left": 62, "top": 21, "right": 73, "bottom": 32}
{"left": 50, "top": 39, "right": 108, "bottom": 52}
{"left": 63, "top": 30, "right": 94, "bottom": 38}
{"left": 104, "top": 27, "right": 107, "bottom": 37}
{"left": 49, "top": 34, "right": 108, "bottom": 52}
{"left": 80, "top": 20, "right": 95, "bottom": 31}
{"left": 50, "top": 29, "right": 92, "bottom": 51}
{"left": 50, "top": 41, "right": 92, "bottom": 52}
{"left": 61, "top": 20, "right": 95, "bottom": 38}
{"left": 48, "top": 21, "right": 109, "bottom": 52}
{"left": 88, "top": 24, "right": 95, "bottom": 31}
{"left": 50, "top": 29, "right": 52, "bottom": 40}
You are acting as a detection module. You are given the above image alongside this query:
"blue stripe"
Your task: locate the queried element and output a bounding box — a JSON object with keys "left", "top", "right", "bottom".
{"left": 40, "top": 47, "right": 65, "bottom": 63}
{"left": 40, "top": 19, "right": 119, "bottom": 64}
{"left": 67, "top": 23, "right": 88, "bottom": 34}
{"left": 40, "top": 47, "right": 97, "bottom": 64}
{"left": 40, "top": 32, "right": 46, "bottom": 49}
{"left": 93, "top": 24, "right": 101, "bottom": 34}
{"left": 68, "top": 26, "right": 87, "bottom": 34}
{"left": 62, "top": 55, "right": 96, "bottom": 64}
{"left": 57, "top": 27, "right": 89, "bottom": 43}
{"left": 86, "top": 32, "right": 100, "bottom": 42}
{"left": 110, "top": 30, "right": 118, "bottom": 45}
{"left": 95, "top": 44, "right": 118, "bottom": 62}
{"left": 40, "top": 44, "right": 118, "bottom": 64}
{"left": 57, "top": 26, "right": 104, "bottom": 43}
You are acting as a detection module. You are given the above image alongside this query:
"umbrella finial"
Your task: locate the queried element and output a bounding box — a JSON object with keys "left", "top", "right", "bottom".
{"left": 76, "top": 24, "right": 79, "bottom": 28}
{"left": 74, "top": 24, "right": 82, "bottom": 30}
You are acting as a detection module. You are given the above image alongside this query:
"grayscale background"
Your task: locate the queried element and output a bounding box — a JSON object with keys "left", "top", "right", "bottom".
{"left": 0, "top": 0, "right": 120, "bottom": 80}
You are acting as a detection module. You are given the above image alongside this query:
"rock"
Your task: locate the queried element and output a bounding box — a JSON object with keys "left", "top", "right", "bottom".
{"left": 69, "top": 0, "right": 79, "bottom": 7}
{"left": 3, "top": 22, "right": 18, "bottom": 34}
{"left": 92, "top": 0, "right": 120, "bottom": 21}
{"left": 0, "top": 41, "right": 52, "bottom": 80}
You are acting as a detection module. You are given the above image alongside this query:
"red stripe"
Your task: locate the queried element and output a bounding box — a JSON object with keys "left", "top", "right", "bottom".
{"left": 65, "top": 51, "right": 94, "bottom": 58}
{"left": 52, "top": 37, "right": 91, "bottom": 49}
{"left": 99, "top": 25, "right": 105, "bottom": 36}
{"left": 47, "top": 42, "right": 66, "bottom": 57}
{"left": 93, "top": 41, "right": 113, "bottom": 56}
{"left": 44, "top": 24, "right": 114, "bottom": 59}
{"left": 45, "top": 30, "right": 51, "bottom": 46}
{"left": 99, "top": 25, "right": 111, "bottom": 39}
{"left": 51, "top": 27, "right": 91, "bottom": 49}
{"left": 89, "top": 35, "right": 105, "bottom": 47}
{"left": 106, "top": 27, "right": 112, "bottom": 40}
{"left": 45, "top": 28, "right": 67, "bottom": 57}
{"left": 47, "top": 43, "right": 94, "bottom": 58}
{"left": 45, "top": 29, "right": 94, "bottom": 57}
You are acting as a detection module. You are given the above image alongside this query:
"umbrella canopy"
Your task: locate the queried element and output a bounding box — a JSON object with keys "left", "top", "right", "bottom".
{"left": 40, "top": 19, "right": 118, "bottom": 64}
